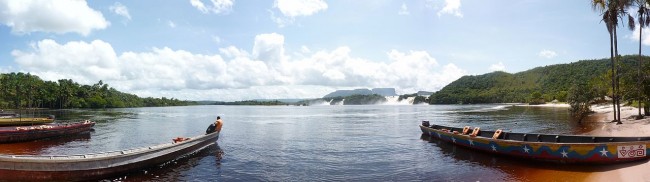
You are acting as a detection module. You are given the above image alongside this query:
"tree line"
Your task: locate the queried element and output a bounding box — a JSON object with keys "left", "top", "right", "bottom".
{"left": 428, "top": 56, "right": 649, "bottom": 113}
{"left": 574, "top": 0, "right": 649, "bottom": 123}
{"left": 0, "top": 72, "right": 196, "bottom": 109}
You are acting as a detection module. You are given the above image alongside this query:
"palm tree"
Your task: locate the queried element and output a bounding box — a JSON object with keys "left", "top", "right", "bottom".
{"left": 632, "top": 0, "right": 650, "bottom": 119}
{"left": 592, "top": 0, "right": 634, "bottom": 124}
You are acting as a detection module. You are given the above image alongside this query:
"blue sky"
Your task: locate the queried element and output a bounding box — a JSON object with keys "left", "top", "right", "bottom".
{"left": 0, "top": 0, "right": 647, "bottom": 101}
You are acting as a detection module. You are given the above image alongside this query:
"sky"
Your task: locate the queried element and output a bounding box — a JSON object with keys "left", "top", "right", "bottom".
{"left": 0, "top": 0, "right": 649, "bottom": 101}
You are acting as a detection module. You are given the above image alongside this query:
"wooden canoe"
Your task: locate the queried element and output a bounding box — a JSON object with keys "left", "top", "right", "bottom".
{"left": 0, "top": 131, "right": 219, "bottom": 181}
{"left": 420, "top": 121, "right": 650, "bottom": 164}
{"left": 0, "top": 117, "right": 54, "bottom": 126}
{"left": 0, "top": 120, "right": 95, "bottom": 143}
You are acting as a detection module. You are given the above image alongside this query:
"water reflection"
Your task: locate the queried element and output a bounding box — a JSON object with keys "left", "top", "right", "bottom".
{"left": 214, "top": 144, "right": 224, "bottom": 167}
{"left": 108, "top": 142, "right": 222, "bottom": 182}
{"left": 0, "top": 132, "right": 91, "bottom": 155}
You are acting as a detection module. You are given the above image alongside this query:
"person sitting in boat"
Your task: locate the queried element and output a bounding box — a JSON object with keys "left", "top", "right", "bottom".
{"left": 215, "top": 116, "right": 223, "bottom": 132}
{"left": 205, "top": 116, "right": 223, "bottom": 134}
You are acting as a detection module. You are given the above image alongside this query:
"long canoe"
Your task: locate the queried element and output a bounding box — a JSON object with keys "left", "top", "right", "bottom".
{"left": 420, "top": 121, "right": 650, "bottom": 164}
{"left": 0, "top": 131, "right": 219, "bottom": 181}
{"left": 0, "top": 120, "right": 95, "bottom": 143}
{"left": 0, "top": 117, "right": 55, "bottom": 126}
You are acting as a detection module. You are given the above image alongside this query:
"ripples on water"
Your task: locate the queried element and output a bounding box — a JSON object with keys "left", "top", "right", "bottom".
{"left": 0, "top": 105, "right": 607, "bottom": 181}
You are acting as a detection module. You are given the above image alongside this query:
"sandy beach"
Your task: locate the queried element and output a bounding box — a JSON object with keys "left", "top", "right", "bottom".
{"left": 583, "top": 104, "right": 650, "bottom": 181}
{"left": 514, "top": 103, "right": 650, "bottom": 181}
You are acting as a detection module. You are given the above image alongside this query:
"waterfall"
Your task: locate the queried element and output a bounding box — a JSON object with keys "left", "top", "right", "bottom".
{"left": 383, "top": 96, "right": 414, "bottom": 105}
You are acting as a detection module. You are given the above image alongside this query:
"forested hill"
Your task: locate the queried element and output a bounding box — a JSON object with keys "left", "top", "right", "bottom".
{"left": 0, "top": 72, "right": 196, "bottom": 109}
{"left": 429, "top": 55, "right": 644, "bottom": 104}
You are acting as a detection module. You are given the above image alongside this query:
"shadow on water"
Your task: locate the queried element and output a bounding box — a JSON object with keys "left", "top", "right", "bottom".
{"left": 419, "top": 134, "right": 647, "bottom": 175}
{"left": 103, "top": 142, "right": 224, "bottom": 182}
{"left": 0, "top": 132, "right": 91, "bottom": 155}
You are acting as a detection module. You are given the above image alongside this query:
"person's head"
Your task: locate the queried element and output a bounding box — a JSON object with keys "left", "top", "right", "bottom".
{"left": 217, "top": 116, "right": 221, "bottom": 120}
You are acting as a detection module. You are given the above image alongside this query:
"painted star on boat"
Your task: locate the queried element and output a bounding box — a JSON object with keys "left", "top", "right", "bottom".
{"left": 468, "top": 139, "right": 474, "bottom": 146}
{"left": 451, "top": 137, "right": 456, "bottom": 143}
{"left": 523, "top": 145, "right": 530, "bottom": 154}
{"left": 561, "top": 150, "right": 568, "bottom": 158}
{"left": 437, "top": 132, "right": 442, "bottom": 138}
{"left": 600, "top": 147, "right": 609, "bottom": 157}
{"left": 491, "top": 145, "right": 497, "bottom": 152}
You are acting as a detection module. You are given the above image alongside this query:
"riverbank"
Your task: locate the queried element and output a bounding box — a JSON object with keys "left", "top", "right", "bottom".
{"left": 514, "top": 103, "right": 570, "bottom": 108}
{"left": 584, "top": 105, "right": 650, "bottom": 181}
{"left": 513, "top": 103, "right": 649, "bottom": 181}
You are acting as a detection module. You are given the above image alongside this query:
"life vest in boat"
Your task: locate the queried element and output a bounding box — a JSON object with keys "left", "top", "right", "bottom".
{"left": 206, "top": 123, "right": 216, "bottom": 134}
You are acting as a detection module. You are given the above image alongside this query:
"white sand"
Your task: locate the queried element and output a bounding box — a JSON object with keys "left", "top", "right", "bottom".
{"left": 583, "top": 104, "right": 650, "bottom": 181}
{"left": 513, "top": 103, "right": 649, "bottom": 181}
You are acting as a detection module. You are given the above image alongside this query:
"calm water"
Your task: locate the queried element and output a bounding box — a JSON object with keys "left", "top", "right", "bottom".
{"left": 0, "top": 105, "right": 609, "bottom": 181}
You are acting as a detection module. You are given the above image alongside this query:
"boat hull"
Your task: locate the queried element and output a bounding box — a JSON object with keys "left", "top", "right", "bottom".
{"left": 0, "top": 117, "right": 54, "bottom": 126}
{"left": 421, "top": 125, "right": 650, "bottom": 164}
{"left": 0, "top": 132, "right": 219, "bottom": 181}
{"left": 0, "top": 121, "right": 95, "bottom": 143}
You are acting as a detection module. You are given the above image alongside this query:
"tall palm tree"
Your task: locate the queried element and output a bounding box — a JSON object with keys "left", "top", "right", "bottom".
{"left": 592, "top": 0, "right": 633, "bottom": 123}
{"left": 632, "top": 0, "right": 650, "bottom": 119}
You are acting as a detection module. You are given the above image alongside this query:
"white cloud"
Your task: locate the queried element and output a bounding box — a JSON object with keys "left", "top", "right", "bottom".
{"left": 489, "top": 62, "right": 505, "bottom": 72}
{"left": 398, "top": 3, "right": 410, "bottom": 15}
{"left": 168, "top": 21, "right": 176, "bottom": 28}
{"left": 630, "top": 26, "right": 650, "bottom": 46}
{"left": 252, "top": 33, "right": 286, "bottom": 63}
{"left": 271, "top": 0, "right": 327, "bottom": 27}
{"left": 437, "top": 0, "right": 463, "bottom": 18}
{"left": 274, "top": 0, "right": 327, "bottom": 17}
{"left": 0, "top": 0, "right": 109, "bottom": 36}
{"left": 12, "top": 39, "right": 121, "bottom": 84}
{"left": 12, "top": 35, "right": 467, "bottom": 101}
{"left": 109, "top": 2, "right": 131, "bottom": 20}
{"left": 212, "top": 35, "right": 222, "bottom": 44}
{"left": 301, "top": 45, "right": 311, "bottom": 53}
{"left": 219, "top": 46, "right": 249, "bottom": 58}
{"left": 190, "top": 0, "right": 233, "bottom": 14}
{"left": 538, "top": 49, "right": 557, "bottom": 59}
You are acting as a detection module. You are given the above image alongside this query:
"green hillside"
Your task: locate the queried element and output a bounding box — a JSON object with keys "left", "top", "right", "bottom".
{"left": 0, "top": 72, "right": 196, "bottom": 109}
{"left": 429, "top": 55, "right": 646, "bottom": 104}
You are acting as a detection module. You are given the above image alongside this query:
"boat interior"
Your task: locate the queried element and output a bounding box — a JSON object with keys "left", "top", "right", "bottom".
{"left": 421, "top": 121, "right": 650, "bottom": 143}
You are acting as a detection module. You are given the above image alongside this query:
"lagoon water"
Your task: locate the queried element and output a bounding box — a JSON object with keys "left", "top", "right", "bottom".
{"left": 0, "top": 105, "right": 606, "bottom": 181}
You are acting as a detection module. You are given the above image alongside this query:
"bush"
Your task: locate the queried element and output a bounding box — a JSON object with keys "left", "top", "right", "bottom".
{"left": 567, "top": 82, "right": 597, "bottom": 122}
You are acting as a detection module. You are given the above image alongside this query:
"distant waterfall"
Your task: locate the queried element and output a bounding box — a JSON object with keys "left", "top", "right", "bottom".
{"left": 383, "top": 96, "right": 414, "bottom": 105}
{"left": 338, "top": 99, "right": 345, "bottom": 105}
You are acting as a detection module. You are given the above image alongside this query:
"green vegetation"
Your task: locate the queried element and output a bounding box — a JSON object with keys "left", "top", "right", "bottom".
{"left": 0, "top": 72, "right": 195, "bottom": 109}
{"left": 528, "top": 91, "right": 545, "bottom": 105}
{"left": 341, "top": 94, "right": 387, "bottom": 105}
{"left": 295, "top": 94, "right": 389, "bottom": 106}
{"left": 398, "top": 93, "right": 428, "bottom": 104}
{"left": 213, "top": 100, "right": 288, "bottom": 106}
{"left": 567, "top": 82, "right": 599, "bottom": 122}
{"left": 429, "top": 56, "right": 648, "bottom": 106}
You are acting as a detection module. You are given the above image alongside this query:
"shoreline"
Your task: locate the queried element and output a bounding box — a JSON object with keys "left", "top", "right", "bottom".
{"left": 511, "top": 103, "right": 649, "bottom": 181}
{"left": 513, "top": 103, "right": 570, "bottom": 108}
{"left": 583, "top": 104, "right": 650, "bottom": 181}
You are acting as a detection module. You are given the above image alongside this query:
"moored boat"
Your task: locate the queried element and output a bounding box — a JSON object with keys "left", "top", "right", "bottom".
{"left": 420, "top": 121, "right": 650, "bottom": 164}
{"left": 0, "top": 115, "right": 55, "bottom": 126}
{"left": 0, "top": 131, "right": 219, "bottom": 181}
{"left": 0, "top": 120, "right": 95, "bottom": 143}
